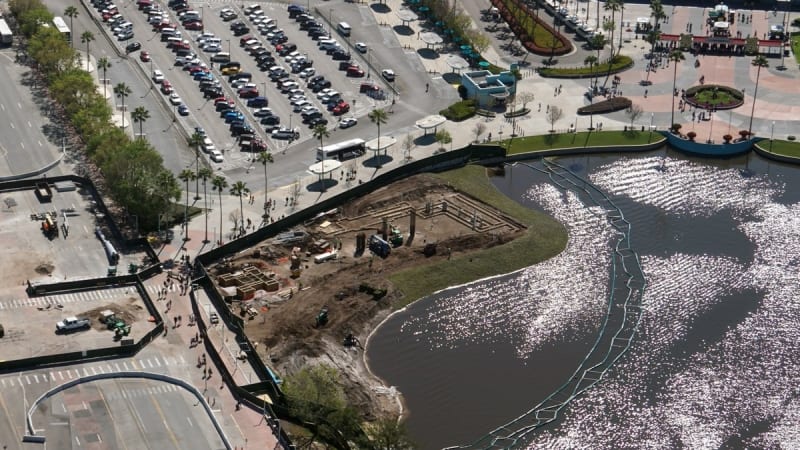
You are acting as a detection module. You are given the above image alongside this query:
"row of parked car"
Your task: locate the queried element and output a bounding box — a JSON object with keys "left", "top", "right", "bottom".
{"left": 91, "top": 0, "right": 134, "bottom": 40}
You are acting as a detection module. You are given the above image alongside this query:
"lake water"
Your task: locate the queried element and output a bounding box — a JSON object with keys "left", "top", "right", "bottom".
{"left": 366, "top": 148, "right": 800, "bottom": 449}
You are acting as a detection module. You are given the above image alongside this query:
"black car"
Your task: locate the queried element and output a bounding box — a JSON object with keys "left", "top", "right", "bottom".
{"left": 311, "top": 80, "right": 331, "bottom": 92}
{"left": 309, "top": 117, "right": 328, "bottom": 127}
{"left": 338, "top": 61, "right": 353, "bottom": 71}
{"left": 332, "top": 50, "right": 351, "bottom": 60}
{"left": 216, "top": 102, "right": 234, "bottom": 112}
{"left": 260, "top": 115, "right": 280, "bottom": 125}
{"left": 203, "top": 87, "right": 223, "bottom": 98}
{"left": 125, "top": 42, "right": 142, "bottom": 53}
{"left": 299, "top": 20, "right": 319, "bottom": 30}
{"left": 270, "top": 35, "right": 289, "bottom": 45}
{"left": 256, "top": 54, "right": 274, "bottom": 64}
{"left": 233, "top": 26, "right": 250, "bottom": 37}
{"left": 269, "top": 71, "right": 289, "bottom": 81}
{"left": 231, "top": 124, "right": 255, "bottom": 136}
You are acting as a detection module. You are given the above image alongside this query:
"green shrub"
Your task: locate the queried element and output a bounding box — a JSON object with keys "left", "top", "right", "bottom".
{"left": 440, "top": 99, "right": 477, "bottom": 122}
{"left": 577, "top": 97, "right": 632, "bottom": 115}
{"left": 538, "top": 55, "right": 634, "bottom": 78}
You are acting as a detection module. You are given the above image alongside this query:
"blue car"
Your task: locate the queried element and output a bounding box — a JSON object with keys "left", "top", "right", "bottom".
{"left": 194, "top": 72, "right": 214, "bottom": 81}
{"left": 177, "top": 104, "right": 190, "bottom": 116}
{"left": 246, "top": 96, "right": 268, "bottom": 108}
{"left": 224, "top": 111, "right": 244, "bottom": 123}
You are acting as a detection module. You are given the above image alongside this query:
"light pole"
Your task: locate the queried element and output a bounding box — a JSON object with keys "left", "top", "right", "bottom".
{"left": 770, "top": 120, "right": 775, "bottom": 152}
{"left": 707, "top": 107, "right": 715, "bottom": 143}
{"left": 648, "top": 113, "right": 654, "bottom": 142}
{"left": 226, "top": 39, "right": 231, "bottom": 55}
{"left": 367, "top": 49, "right": 371, "bottom": 79}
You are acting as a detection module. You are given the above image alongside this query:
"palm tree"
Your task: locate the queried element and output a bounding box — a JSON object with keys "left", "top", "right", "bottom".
{"left": 64, "top": 6, "right": 78, "bottom": 47}
{"left": 312, "top": 124, "right": 330, "bottom": 155}
{"left": 131, "top": 106, "right": 150, "bottom": 139}
{"left": 80, "top": 30, "right": 94, "bottom": 71}
{"left": 211, "top": 175, "right": 229, "bottom": 245}
{"left": 97, "top": 57, "right": 111, "bottom": 98}
{"left": 648, "top": 0, "right": 666, "bottom": 59}
{"left": 584, "top": 55, "right": 598, "bottom": 130}
{"left": 668, "top": 50, "right": 685, "bottom": 131}
{"left": 748, "top": 55, "right": 768, "bottom": 137}
{"left": 197, "top": 167, "right": 214, "bottom": 243}
{"left": 113, "top": 82, "right": 132, "bottom": 129}
{"left": 617, "top": 0, "right": 626, "bottom": 54}
{"left": 229, "top": 181, "right": 249, "bottom": 237}
{"left": 178, "top": 169, "right": 196, "bottom": 240}
{"left": 256, "top": 151, "right": 274, "bottom": 220}
{"left": 368, "top": 108, "right": 389, "bottom": 159}
{"left": 188, "top": 132, "right": 205, "bottom": 200}
{"left": 604, "top": 0, "right": 621, "bottom": 58}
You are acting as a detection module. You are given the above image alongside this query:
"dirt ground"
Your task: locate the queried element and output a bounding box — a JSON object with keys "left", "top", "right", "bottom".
{"left": 206, "top": 174, "right": 525, "bottom": 420}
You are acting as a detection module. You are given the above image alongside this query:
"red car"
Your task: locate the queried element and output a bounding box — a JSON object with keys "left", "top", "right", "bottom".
{"left": 139, "top": 51, "right": 151, "bottom": 62}
{"left": 160, "top": 80, "right": 174, "bottom": 94}
{"left": 238, "top": 87, "right": 259, "bottom": 98}
{"left": 239, "top": 35, "right": 253, "bottom": 46}
{"left": 332, "top": 102, "right": 350, "bottom": 115}
{"left": 214, "top": 96, "right": 230, "bottom": 105}
{"left": 172, "top": 42, "right": 191, "bottom": 51}
{"left": 154, "top": 21, "right": 174, "bottom": 30}
{"left": 184, "top": 20, "right": 203, "bottom": 30}
{"left": 188, "top": 65, "right": 209, "bottom": 74}
{"left": 346, "top": 66, "right": 365, "bottom": 78}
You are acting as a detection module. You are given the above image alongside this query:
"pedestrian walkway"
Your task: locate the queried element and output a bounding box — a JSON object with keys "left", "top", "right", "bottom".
{"left": 0, "top": 285, "right": 135, "bottom": 310}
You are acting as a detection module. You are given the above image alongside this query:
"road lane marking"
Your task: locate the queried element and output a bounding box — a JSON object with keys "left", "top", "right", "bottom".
{"left": 27, "top": 121, "right": 31, "bottom": 128}
{"left": 19, "top": 142, "right": 23, "bottom": 149}
{"left": 0, "top": 390, "right": 21, "bottom": 443}
{"left": 38, "top": 140, "right": 42, "bottom": 147}
{"left": 75, "top": 436, "right": 81, "bottom": 446}
{"left": 0, "top": 103, "right": 4, "bottom": 111}
{"left": 186, "top": 417, "right": 193, "bottom": 427}
{"left": 17, "top": 102, "right": 21, "bottom": 109}
{"left": 9, "top": 122, "right": 13, "bottom": 129}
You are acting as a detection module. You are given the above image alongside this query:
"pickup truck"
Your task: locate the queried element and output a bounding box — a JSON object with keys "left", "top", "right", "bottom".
{"left": 56, "top": 316, "right": 91, "bottom": 332}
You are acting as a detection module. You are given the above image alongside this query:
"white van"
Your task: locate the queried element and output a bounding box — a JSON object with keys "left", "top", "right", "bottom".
{"left": 319, "top": 39, "right": 339, "bottom": 51}
{"left": 317, "top": 38, "right": 336, "bottom": 48}
{"left": 211, "top": 52, "right": 231, "bottom": 63}
{"left": 336, "top": 22, "right": 351, "bottom": 36}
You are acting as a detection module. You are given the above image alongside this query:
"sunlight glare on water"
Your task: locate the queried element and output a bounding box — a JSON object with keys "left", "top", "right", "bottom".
{"left": 524, "top": 156, "right": 800, "bottom": 448}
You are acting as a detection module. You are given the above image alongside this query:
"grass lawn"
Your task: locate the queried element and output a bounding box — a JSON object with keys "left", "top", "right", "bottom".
{"left": 757, "top": 139, "right": 800, "bottom": 158}
{"left": 791, "top": 33, "right": 800, "bottom": 64}
{"left": 504, "top": 130, "right": 665, "bottom": 155}
{"left": 389, "top": 165, "right": 567, "bottom": 307}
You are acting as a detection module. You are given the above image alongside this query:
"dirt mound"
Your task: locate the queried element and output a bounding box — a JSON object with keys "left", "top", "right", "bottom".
{"left": 35, "top": 263, "right": 54, "bottom": 275}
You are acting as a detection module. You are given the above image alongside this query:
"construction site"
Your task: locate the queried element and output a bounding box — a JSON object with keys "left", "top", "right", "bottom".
{"left": 204, "top": 173, "right": 526, "bottom": 417}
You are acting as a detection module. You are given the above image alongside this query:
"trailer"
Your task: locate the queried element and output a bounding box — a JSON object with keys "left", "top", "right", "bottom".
{"left": 0, "top": 19, "right": 12, "bottom": 46}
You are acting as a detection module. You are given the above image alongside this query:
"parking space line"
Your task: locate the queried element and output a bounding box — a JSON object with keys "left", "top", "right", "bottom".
{"left": 33, "top": 374, "right": 39, "bottom": 383}
{"left": 25, "top": 376, "right": 31, "bottom": 384}
{"left": 123, "top": 362, "right": 131, "bottom": 371}
{"left": 115, "top": 363, "right": 122, "bottom": 371}
{"left": 1, "top": 379, "right": 5, "bottom": 387}
{"left": 58, "top": 371, "right": 64, "bottom": 380}
{"left": 91, "top": 367, "right": 98, "bottom": 375}
{"left": 153, "top": 358, "right": 161, "bottom": 367}
{"left": 83, "top": 368, "right": 90, "bottom": 377}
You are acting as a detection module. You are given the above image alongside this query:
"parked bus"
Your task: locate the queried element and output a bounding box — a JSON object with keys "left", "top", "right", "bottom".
{"left": 52, "top": 16, "right": 70, "bottom": 42}
{"left": 0, "top": 19, "right": 12, "bottom": 46}
{"left": 315, "top": 138, "right": 365, "bottom": 161}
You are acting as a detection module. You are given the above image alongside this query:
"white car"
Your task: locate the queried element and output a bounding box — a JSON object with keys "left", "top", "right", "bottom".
{"left": 202, "top": 137, "right": 215, "bottom": 153}
{"left": 381, "top": 69, "right": 396, "bottom": 81}
{"left": 196, "top": 31, "right": 215, "bottom": 41}
{"left": 354, "top": 42, "right": 367, "bottom": 53}
{"left": 292, "top": 100, "right": 311, "bottom": 112}
{"left": 152, "top": 69, "right": 164, "bottom": 83}
{"left": 316, "top": 88, "right": 334, "bottom": 99}
{"left": 339, "top": 117, "right": 357, "bottom": 129}
{"left": 210, "top": 150, "right": 224, "bottom": 162}
{"left": 168, "top": 93, "right": 182, "bottom": 105}
{"left": 299, "top": 67, "right": 316, "bottom": 78}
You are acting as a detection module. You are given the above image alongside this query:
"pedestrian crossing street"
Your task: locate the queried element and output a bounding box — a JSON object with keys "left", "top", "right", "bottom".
{"left": 0, "top": 284, "right": 181, "bottom": 311}
{"left": 0, "top": 354, "right": 188, "bottom": 388}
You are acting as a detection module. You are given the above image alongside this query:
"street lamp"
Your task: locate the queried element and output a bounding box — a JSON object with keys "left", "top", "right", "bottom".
{"left": 226, "top": 39, "right": 231, "bottom": 55}
{"left": 648, "top": 113, "right": 654, "bottom": 143}
{"left": 367, "top": 49, "right": 371, "bottom": 79}
{"left": 770, "top": 120, "right": 775, "bottom": 152}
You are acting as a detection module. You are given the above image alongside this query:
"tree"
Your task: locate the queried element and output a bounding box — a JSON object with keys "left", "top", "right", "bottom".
{"left": 626, "top": 104, "right": 644, "bottom": 128}
{"left": 64, "top": 6, "right": 78, "bottom": 47}
{"left": 648, "top": 0, "right": 666, "bottom": 59}
{"left": 402, "top": 133, "right": 415, "bottom": 161}
{"left": 748, "top": 55, "right": 768, "bottom": 137}
{"left": 153, "top": 169, "right": 180, "bottom": 232}
{"left": 178, "top": 169, "right": 196, "bottom": 239}
{"left": 197, "top": 167, "right": 213, "bottom": 243}
{"left": 113, "top": 82, "right": 131, "bottom": 129}
{"left": 470, "top": 31, "right": 490, "bottom": 55}
{"left": 27, "top": 26, "right": 74, "bottom": 75}
{"left": 80, "top": 30, "right": 94, "bottom": 71}
{"left": 517, "top": 92, "right": 535, "bottom": 111}
{"left": 256, "top": 151, "right": 273, "bottom": 220}
{"left": 131, "top": 106, "right": 150, "bottom": 139}
{"left": 668, "top": 50, "right": 685, "bottom": 130}
{"left": 97, "top": 57, "right": 111, "bottom": 98}
{"left": 604, "top": 0, "right": 621, "bottom": 58}
{"left": 434, "top": 129, "right": 452, "bottom": 152}
{"left": 365, "top": 416, "right": 416, "bottom": 450}
{"left": 188, "top": 132, "right": 205, "bottom": 200}
{"left": 584, "top": 55, "right": 598, "bottom": 130}
{"left": 472, "top": 122, "right": 486, "bottom": 143}
{"left": 617, "top": 0, "right": 626, "bottom": 54}
{"left": 368, "top": 108, "right": 389, "bottom": 157}
{"left": 211, "top": 175, "right": 229, "bottom": 245}
{"left": 229, "top": 181, "right": 249, "bottom": 237}
{"left": 312, "top": 124, "right": 330, "bottom": 154}
{"left": 17, "top": 7, "right": 54, "bottom": 38}
{"left": 547, "top": 105, "right": 563, "bottom": 132}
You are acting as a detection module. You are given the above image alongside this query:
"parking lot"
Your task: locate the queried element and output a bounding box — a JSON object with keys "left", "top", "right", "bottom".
{"left": 91, "top": 0, "right": 398, "bottom": 173}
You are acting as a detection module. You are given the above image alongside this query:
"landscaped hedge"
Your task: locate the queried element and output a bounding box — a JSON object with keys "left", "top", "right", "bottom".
{"left": 577, "top": 97, "right": 632, "bottom": 115}
{"left": 440, "top": 99, "right": 477, "bottom": 121}
{"left": 539, "top": 55, "right": 635, "bottom": 78}
{"left": 683, "top": 84, "right": 744, "bottom": 110}
{"left": 491, "top": 0, "right": 573, "bottom": 56}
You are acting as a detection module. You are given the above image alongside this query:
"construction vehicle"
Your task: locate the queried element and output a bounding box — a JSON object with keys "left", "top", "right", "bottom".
{"left": 101, "top": 310, "right": 126, "bottom": 331}
{"left": 113, "top": 323, "right": 131, "bottom": 339}
{"left": 41, "top": 213, "right": 58, "bottom": 238}
{"left": 368, "top": 235, "right": 391, "bottom": 258}
{"left": 315, "top": 307, "right": 329, "bottom": 328}
{"left": 389, "top": 226, "right": 404, "bottom": 247}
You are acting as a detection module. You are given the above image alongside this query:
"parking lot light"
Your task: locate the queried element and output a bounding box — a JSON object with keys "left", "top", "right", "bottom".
{"left": 226, "top": 39, "right": 231, "bottom": 55}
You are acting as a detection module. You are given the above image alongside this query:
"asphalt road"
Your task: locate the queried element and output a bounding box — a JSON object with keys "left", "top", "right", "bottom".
{"left": 0, "top": 47, "right": 64, "bottom": 178}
